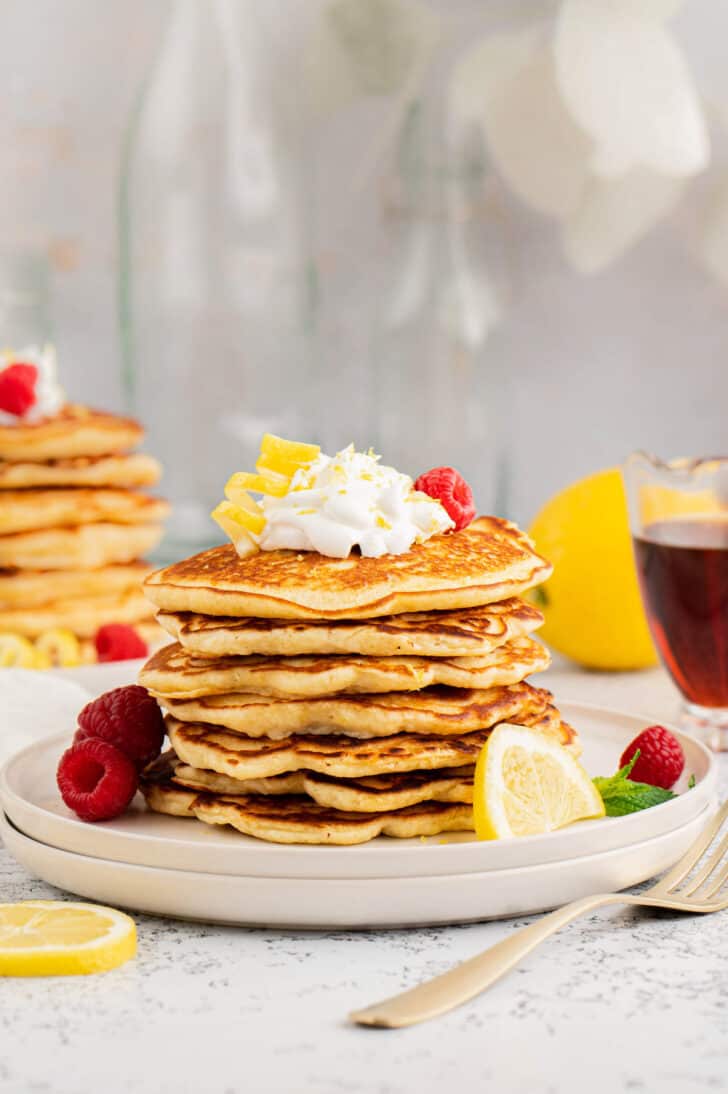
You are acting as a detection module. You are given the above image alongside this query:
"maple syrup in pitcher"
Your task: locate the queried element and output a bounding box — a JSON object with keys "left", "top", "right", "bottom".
{"left": 634, "top": 518, "right": 728, "bottom": 708}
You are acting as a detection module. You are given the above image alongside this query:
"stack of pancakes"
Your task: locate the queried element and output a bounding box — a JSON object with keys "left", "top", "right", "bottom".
{"left": 0, "top": 405, "right": 169, "bottom": 653}
{"left": 139, "top": 516, "right": 577, "bottom": 845}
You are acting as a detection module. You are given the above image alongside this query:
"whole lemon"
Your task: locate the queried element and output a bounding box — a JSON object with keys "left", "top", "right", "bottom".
{"left": 528, "top": 468, "right": 658, "bottom": 670}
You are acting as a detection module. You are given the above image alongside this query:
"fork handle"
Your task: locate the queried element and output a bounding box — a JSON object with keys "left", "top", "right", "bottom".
{"left": 350, "top": 892, "right": 627, "bottom": 1028}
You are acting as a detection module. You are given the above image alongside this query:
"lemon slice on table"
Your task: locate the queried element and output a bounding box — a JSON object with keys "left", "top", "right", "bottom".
{"left": 0, "top": 902, "right": 136, "bottom": 976}
{"left": 473, "top": 724, "right": 605, "bottom": 839}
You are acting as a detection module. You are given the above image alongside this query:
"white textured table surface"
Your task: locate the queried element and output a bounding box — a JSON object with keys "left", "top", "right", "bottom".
{"left": 2, "top": 665, "right": 727, "bottom": 1094}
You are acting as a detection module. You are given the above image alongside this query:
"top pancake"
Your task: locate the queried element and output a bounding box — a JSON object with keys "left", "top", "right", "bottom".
{"left": 0, "top": 453, "right": 161, "bottom": 489}
{"left": 144, "top": 517, "right": 552, "bottom": 620}
{"left": 0, "top": 405, "right": 143, "bottom": 461}
{"left": 156, "top": 598, "right": 544, "bottom": 659}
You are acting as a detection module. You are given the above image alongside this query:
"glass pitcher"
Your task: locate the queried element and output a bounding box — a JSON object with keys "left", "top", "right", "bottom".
{"left": 0, "top": 253, "right": 50, "bottom": 348}
{"left": 119, "top": 0, "right": 515, "bottom": 559}
{"left": 623, "top": 452, "right": 728, "bottom": 751}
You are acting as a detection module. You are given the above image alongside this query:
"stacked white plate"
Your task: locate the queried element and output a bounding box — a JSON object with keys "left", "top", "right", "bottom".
{"left": 0, "top": 701, "right": 716, "bottom": 928}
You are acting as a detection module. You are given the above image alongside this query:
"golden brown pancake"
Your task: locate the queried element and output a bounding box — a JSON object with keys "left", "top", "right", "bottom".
{"left": 164, "top": 750, "right": 476, "bottom": 812}
{"left": 157, "top": 681, "right": 553, "bottom": 740}
{"left": 156, "top": 598, "right": 544, "bottom": 659}
{"left": 0, "top": 453, "right": 161, "bottom": 489}
{"left": 140, "top": 637, "right": 550, "bottom": 699}
{"left": 0, "top": 522, "right": 164, "bottom": 570}
{"left": 166, "top": 705, "right": 578, "bottom": 780}
{"left": 0, "top": 587, "right": 155, "bottom": 638}
{"left": 143, "top": 516, "right": 552, "bottom": 620}
{"left": 141, "top": 772, "right": 474, "bottom": 845}
{"left": 0, "top": 488, "right": 169, "bottom": 535}
{"left": 0, "top": 405, "right": 143, "bottom": 461}
{"left": 0, "top": 562, "right": 152, "bottom": 608}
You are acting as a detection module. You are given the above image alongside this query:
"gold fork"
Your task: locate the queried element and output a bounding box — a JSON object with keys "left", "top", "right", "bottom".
{"left": 350, "top": 800, "right": 728, "bottom": 1029}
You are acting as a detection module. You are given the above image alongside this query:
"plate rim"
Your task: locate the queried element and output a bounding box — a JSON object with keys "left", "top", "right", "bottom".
{"left": 1, "top": 803, "right": 715, "bottom": 928}
{"left": 2, "top": 800, "right": 715, "bottom": 886}
{"left": 0, "top": 699, "right": 716, "bottom": 879}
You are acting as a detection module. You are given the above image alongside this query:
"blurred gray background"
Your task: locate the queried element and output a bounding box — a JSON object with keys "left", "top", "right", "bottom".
{"left": 0, "top": 0, "right": 726, "bottom": 526}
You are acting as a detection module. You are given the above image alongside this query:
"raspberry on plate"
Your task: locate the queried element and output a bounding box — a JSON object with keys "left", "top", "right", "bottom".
{"left": 620, "top": 725, "right": 685, "bottom": 790}
{"left": 57, "top": 738, "right": 138, "bottom": 822}
{"left": 76, "top": 684, "right": 165, "bottom": 770}
{"left": 0, "top": 362, "right": 38, "bottom": 416}
{"left": 414, "top": 466, "right": 476, "bottom": 531}
{"left": 95, "top": 623, "right": 148, "bottom": 663}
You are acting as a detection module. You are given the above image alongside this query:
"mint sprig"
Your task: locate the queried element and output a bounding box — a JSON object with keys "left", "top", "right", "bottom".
{"left": 593, "top": 751, "right": 677, "bottom": 817}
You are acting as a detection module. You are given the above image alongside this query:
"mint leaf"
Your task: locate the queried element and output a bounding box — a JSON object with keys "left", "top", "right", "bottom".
{"left": 593, "top": 752, "right": 676, "bottom": 817}
{"left": 688, "top": 773, "right": 696, "bottom": 789}
{"left": 618, "top": 752, "right": 639, "bottom": 779}
{"left": 593, "top": 777, "right": 676, "bottom": 816}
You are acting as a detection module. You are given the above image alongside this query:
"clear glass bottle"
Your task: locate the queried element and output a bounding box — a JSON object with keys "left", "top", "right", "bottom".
{"left": 0, "top": 253, "right": 51, "bottom": 348}
{"left": 119, "top": 0, "right": 315, "bottom": 557}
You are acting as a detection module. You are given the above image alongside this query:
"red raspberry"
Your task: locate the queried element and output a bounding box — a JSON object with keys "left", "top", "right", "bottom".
{"left": 75, "top": 684, "right": 165, "bottom": 769}
{"left": 620, "top": 725, "right": 685, "bottom": 790}
{"left": 57, "top": 738, "right": 138, "bottom": 822}
{"left": 95, "top": 623, "right": 148, "bottom": 663}
{"left": 414, "top": 466, "right": 476, "bottom": 531}
{"left": 0, "top": 362, "right": 38, "bottom": 416}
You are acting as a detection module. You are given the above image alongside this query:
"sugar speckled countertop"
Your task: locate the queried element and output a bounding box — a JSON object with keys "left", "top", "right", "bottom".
{"left": 2, "top": 665, "right": 727, "bottom": 1094}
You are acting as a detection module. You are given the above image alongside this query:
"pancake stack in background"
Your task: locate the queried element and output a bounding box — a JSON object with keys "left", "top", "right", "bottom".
{"left": 0, "top": 404, "right": 169, "bottom": 666}
{"left": 139, "top": 516, "right": 579, "bottom": 845}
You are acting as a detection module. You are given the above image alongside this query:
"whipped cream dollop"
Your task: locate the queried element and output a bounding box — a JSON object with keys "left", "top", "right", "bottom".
{"left": 0, "top": 344, "right": 65, "bottom": 425}
{"left": 257, "top": 445, "right": 454, "bottom": 558}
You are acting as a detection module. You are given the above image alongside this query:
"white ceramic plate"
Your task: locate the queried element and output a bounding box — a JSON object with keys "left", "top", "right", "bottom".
{"left": 0, "top": 702, "right": 715, "bottom": 880}
{"left": 1, "top": 804, "right": 712, "bottom": 928}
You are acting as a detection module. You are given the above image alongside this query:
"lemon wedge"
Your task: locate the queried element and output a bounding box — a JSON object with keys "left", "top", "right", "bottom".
{"left": 473, "top": 724, "right": 605, "bottom": 839}
{"left": 0, "top": 902, "right": 136, "bottom": 976}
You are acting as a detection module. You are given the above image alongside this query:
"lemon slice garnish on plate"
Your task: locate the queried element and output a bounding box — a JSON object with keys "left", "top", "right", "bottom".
{"left": 473, "top": 724, "right": 605, "bottom": 839}
{"left": 0, "top": 902, "right": 137, "bottom": 976}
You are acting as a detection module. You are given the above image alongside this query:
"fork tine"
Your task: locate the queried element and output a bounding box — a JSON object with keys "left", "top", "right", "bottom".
{"left": 652, "top": 800, "right": 728, "bottom": 895}
{"left": 697, "top": 859, "right": 728, "bottom": 902}
{"left": 678, "top": 830, "right": 728, "bottom": 899}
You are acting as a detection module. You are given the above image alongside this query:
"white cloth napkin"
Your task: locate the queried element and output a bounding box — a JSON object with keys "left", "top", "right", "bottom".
{"left": 0, "top": 670, "right": 92, "bottom": 767}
